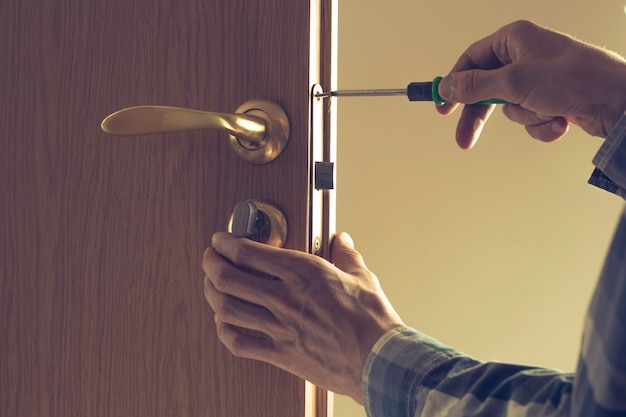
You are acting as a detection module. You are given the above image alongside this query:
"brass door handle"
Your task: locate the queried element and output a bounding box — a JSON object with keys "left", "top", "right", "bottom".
{"left": 101, "top": 99, "right": 289, "bottom": 164}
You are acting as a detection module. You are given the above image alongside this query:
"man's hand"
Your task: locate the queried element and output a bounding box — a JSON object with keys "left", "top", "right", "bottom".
{"left": 202, "top": 232, "right": 405, "bottom": 404}
{"left": 436, "top": 20, "right": 626, "bottom": 149}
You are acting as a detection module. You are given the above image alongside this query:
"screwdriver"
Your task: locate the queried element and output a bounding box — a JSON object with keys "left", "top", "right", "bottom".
{"left": 315, "top": 76, "right": 509, "bottom": 106}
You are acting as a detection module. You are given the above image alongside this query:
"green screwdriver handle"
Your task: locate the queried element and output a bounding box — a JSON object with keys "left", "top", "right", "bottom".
{"left": 407, "top": 76, "right": 511, "bottom": 106}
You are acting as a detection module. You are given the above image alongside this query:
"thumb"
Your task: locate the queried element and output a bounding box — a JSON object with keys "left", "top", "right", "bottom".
{"left": 330, "top": 232, "right": 367, "bottom": 273}
{"left": 439, "top": 68, "right": 514, "bottom": 104}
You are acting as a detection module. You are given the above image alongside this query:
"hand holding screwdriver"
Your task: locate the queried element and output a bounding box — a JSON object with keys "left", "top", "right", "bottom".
{"left": 436, "top": 20, "right": 626, "bottom": 149}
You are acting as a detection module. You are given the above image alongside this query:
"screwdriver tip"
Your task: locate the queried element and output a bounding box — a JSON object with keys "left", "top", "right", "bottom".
{"left": 314, "top": 91, "right": 335, "bottom": 99}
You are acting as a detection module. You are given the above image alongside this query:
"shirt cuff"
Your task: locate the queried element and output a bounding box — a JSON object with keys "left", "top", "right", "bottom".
{"left": 589, "top": 111, "right": 626, "bottom": 197}
{"left": 362, "top": 327, "right": 463, "bottom": 417}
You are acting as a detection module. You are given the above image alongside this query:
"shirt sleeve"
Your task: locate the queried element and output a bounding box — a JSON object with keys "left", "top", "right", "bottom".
{"left": 571, "top": 208, "right": 626, "bottom": 417}
{"left": 589, "top": 111, "right": 626, "bottom": 198}
{"left": 363, "top": 112, "right": 626, "bottom": 417}
{"left": 362, "top": 327, "right": 573, "bottom": 417}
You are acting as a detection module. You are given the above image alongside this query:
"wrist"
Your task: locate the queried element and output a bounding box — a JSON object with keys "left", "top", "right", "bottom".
{"left": 598, "top": 53, "right": 626, "bottom": 136}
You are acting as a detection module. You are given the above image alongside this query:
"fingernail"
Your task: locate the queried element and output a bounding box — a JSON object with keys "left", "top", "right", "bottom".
{"left": 551, "top": 119, "right": 568, "bottom": 134}
{"left": 438, "top": 76, "right": 452, "bottom": 100}
{"left": 211, "top": 232, "right": 223, "bottom": 247}
{"left": 341, "top": 232, "right": 354, "bottom": 247}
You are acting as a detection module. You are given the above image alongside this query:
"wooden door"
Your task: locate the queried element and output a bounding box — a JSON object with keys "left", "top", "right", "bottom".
{"left": 0, "top": 0, "right": 335, "bottom": 416}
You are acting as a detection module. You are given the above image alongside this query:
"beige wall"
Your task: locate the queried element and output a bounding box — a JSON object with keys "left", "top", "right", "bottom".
{"left": 334, "top": 1, "right": 626, "bottom": 416}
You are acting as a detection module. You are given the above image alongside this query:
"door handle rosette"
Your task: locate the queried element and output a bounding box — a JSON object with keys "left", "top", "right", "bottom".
{"left": 101, "top": 99, "right": 289, "bottom": 164}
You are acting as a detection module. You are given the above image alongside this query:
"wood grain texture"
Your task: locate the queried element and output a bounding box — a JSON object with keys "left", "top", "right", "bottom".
{"left": 0, "top": 0, "right": 332, "bottom": 416}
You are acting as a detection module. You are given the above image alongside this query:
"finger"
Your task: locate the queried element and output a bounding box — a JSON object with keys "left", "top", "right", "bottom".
{"left": 202, "top": 246, "right": 279, "bottom": 307}
{"left": 525, "top": 117, "right": 569, "bottom": 142}
{"left": 445, "top": 21, "right": 545, "bottom": 75}
{"left": 502, "top": 104, "right": 555, "bottom": 126}
{"left": 436, "top": 102, "right": 460, "bottom": 116}
{"left": 439, "top": 67, "right": 524, "bottom": 106}
{"left": 331, "top": 232, "right": 367, "bottom": 273}
{"left": 438, "top": 26, "right": 515, "bottom": 105}
{"left": 211, "top": 232, "right": 307, "bottom": 280}
{"left": 447, "top": 28, "right": 512, "bottom": 74}
{"left": 215, "top": 318, "right": 276, "bottom": 360}
{"left": 439, "top": 22, "right": 552, "bottom": 106}
{"left": 501, "top": 104, "right": 569, "bottom": 142}
{"left": 455, "top": 104, "right": 497, "bottom": 150}
{"left": 204, "top": 276, "right": 283, "bottom": 334}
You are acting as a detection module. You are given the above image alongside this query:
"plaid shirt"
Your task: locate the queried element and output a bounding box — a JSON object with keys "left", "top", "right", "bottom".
{"left": 363, "top": 112, "right": 626, "bottom": 417}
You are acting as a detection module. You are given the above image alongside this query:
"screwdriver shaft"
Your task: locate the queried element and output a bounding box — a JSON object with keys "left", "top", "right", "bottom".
{"left": 316, "top": 88, "right": 406, "bottom": 98}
